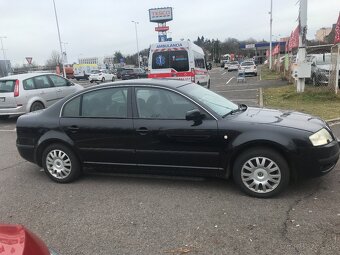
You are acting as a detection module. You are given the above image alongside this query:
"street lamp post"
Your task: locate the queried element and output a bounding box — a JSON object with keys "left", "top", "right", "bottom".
{"left": 52, "top": 0, "right": 66, "bottom": 77}
{"left": 0, "top": 36, "right": 8, "bottom": 75}
{"left": 269, "top": 0, "right": 273, "bottom": 69}
{"left": 132, "top": 21, "right": 140, "bottom": 68}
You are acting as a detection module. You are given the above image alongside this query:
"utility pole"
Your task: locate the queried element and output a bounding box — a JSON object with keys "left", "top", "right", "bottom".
{"left": 0, "top": 36, "right": 8, "bottom": 76}
{"left": 132, "top": 21, "right": 140, "bottom": 68}
{"left": 52, "top": 0, "right": 66, "bottom": 77}
{"left": 269, "top": 0, "right": 273, "bottom": 69}
{"left": 296, "top": 0, "right": 307, "bottom": 93}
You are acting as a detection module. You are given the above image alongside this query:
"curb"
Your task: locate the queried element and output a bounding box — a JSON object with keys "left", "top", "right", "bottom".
{"left": 259, "top": 87, "right": 263, "bottom": 107}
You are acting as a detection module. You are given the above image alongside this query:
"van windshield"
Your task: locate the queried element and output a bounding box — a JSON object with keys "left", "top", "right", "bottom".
{"left": 152, "top": 50, "right": 189, "bottom": 72}
{"left": 0, "top": 80, "right": 15, "bottom": 93}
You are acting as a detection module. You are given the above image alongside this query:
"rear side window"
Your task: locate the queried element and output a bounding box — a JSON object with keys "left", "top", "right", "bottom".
{"left": 23, "top": 78, "right": 35, "bottom": 90}
{"left": 63, "top": 96, "right": 81, "bottom": 117}
{"left": 33, "top": 76, "right": 52, "bottom": 89}
{"left": 0, "top": 80, "right": 15, "bottom": 92}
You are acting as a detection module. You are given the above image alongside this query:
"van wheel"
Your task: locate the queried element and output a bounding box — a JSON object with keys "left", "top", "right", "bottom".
{"left": 30, "top": 102, "right": 44, "bottom": 112}
{"left": 233, "top": 147, "right": 290, "bottom": 198}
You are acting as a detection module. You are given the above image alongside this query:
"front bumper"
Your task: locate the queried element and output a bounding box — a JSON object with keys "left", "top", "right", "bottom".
{"left": 294, "top": 139, "right": 340, "bottom": 178}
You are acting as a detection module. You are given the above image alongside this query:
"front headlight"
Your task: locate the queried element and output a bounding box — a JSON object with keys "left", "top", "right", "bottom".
{"left": 309, "top": 128, "right": 333, "bottom": 146}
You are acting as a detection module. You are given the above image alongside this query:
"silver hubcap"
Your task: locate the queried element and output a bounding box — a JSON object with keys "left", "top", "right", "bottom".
{"left": 241, "top": 157, "right": 281, "bottom": 193}
{"left": 46, "top": 150, "right": 72, "bottom": 179}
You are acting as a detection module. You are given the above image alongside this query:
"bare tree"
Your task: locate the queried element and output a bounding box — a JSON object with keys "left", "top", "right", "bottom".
{"left": 45, "top": 50, "right": 62, "bottom": 68}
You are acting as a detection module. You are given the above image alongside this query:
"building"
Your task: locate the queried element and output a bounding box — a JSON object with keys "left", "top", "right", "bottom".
{"left": 315, "top": 27, "right": 332, "bottom": 42}
{"left": 240, "top": 41, "right": 286, "bottom": 64}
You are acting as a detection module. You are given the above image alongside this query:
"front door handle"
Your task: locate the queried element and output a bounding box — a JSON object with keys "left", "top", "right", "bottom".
{"left": 136, "top": 127, "right": 149, "bottom": 135}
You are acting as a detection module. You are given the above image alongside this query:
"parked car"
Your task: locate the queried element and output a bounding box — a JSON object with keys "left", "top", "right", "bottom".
{"left": 115, "top": 67, "right": 126, "bottom": 79}
{"left": 227, "top": 61, "right": 240, "bottom": 72}
{"left": 0, "top": 73, "right": 83, "bottom": 119}
{"left": 0, "top": 224, "right": 59, "bottom": 255}
{"left": 239, "top": 60, "right": 258, "bottom": 76}
{"left": 121, "top": 68, "right": 147, "bottom": 80}
{"left": 16, "top": 79, "right": 339, "bottom": 198}
{"left": 88, "top": 69, "right": 115, "bottom": 83}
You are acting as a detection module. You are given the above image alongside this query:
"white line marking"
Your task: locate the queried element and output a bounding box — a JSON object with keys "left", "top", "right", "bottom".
{"left": 226, "top": 77, "right": 234, "bottom": 84}
{"left": 0, "top": 128, "right": 16, "bottom": 132}
{"left": 214, "top": 88, "right": 258, "bottom": 93}
{"left": 221, "top": 72, "right": 226, "bottom": 75}
{"left": 329, "top": 121, "right": 340, "bottom": 126}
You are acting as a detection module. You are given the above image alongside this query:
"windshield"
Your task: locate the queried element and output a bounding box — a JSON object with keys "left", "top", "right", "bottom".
{"left": 180, "top": 83, "right": 238, "bottom": 116}
{"left": 230, "top": 61, "right": 239, "bottom": 65}
{"left": 152, "top": 50, "right": 189, "bottom": 72}
{"left": 91, "top": 70, "right": 100, "bottom": 74}
{"left": 0, "top": 80, "right": 15, "bottom": 93}
{"left": 316, "top": 55, "right": 331, "bottom": 65}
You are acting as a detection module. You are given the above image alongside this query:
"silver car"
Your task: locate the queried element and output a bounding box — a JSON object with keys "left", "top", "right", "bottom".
{"left": 0, "top": 73, "right": 83, "bottom": 119}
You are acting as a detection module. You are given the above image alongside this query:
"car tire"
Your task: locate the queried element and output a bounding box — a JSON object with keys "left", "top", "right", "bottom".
{"left": 42, "top": 143, "right": 81, "bottom": 183}
{"left": 90, "top": 80, "right": 93, "bottom": 83}
{"left": 233, "top": 147, "right": 290, "bottom": 198}
{"left": 102, "top": 78, "right": 105, "bottom": 83}
{"left": 75, "top": 78, "right": 79, "bottom": 81}
{"left": 312, "top": 75, "right": 318, "bottom": 86}
{"left": 30, "top": 102, "right": 44, "bottom": 112}
{"left": 207, "top": 80, "right": 211, "bottom": 89}
{"left": 112, "top": 77, "right": 115, "bottom": 82}
{"left": 0, "top": 115, "right": 9, "bottom": 120}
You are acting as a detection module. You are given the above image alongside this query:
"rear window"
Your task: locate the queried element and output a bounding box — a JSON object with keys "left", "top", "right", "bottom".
{"left": 0, "top": 80, "right": 15, "bottom": 93}
{"left": 230, "top": 61, "right": 239, "bottom": 65}
{"left": 122, "top": 69, "right": 133, "bottom": 74}
{"left": 152, "top": 50, "right": 189, "bottom": 72}
{"left": 241, "top": 62, "right": 254, "bottom": 66}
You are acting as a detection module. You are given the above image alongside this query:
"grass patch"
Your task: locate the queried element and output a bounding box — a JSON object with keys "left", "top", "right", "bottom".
{"left": 260, "top": 65, "right": 281, "bottom": 80}
{"left": 264, "top": 85, "right": 340, "bottom": 120}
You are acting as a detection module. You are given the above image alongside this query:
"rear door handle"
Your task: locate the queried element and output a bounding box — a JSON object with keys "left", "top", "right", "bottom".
{"left": 136, "top": 127, "right": 149, "bottom": 135}
{"left": 67, "top": 125, "right": 80, "bottom": 133}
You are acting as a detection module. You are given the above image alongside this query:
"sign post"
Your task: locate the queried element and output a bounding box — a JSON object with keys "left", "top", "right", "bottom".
{"left": 149, "top": 7, "right": 173, "bottom": 42}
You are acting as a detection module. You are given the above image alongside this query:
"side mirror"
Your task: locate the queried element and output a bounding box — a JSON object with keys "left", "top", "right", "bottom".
{"left": 186, "top": 109, "right": 205, "bottom": 124}
{"left": 67, "top": 81, "right": 74, "bottom": 86}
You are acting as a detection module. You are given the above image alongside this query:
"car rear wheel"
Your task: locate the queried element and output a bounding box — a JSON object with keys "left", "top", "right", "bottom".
{"left": 30, "top": 102, "right": 44, "bottom": 112}
{"left": 42, "top": 143, "right": 81, "bottom": 183}
{"left": 102, "top": 77, "right": 105, "bottom": 83}
{"left": 112, "top": 77, "right": 115, "bottom": 82}
{"left": 207, "top": 80, "right": 211, "bottom": 89}
{"left": 233, "top": 147, "right": 290, "bottom": 198}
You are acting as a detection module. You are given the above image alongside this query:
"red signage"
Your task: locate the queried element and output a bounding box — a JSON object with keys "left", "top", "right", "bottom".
{"left": 25, "top": 57, "right": 33, "bottom": 65}
{"left": 155, "top": 26, "right": 169, "bottom": 32}
{"left": 334, "top": 12, "right": 340, "bottom": 44}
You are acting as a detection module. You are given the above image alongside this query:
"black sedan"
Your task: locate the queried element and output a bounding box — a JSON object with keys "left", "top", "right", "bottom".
{"left": 16, "top": 79, "right": 340, "bottom": 198}
{"left": 121, "top": 68, "right": 148, "bottom": 80}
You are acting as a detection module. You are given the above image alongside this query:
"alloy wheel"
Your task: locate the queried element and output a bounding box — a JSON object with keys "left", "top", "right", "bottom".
{"left": 46, "top": 149, "right": 72, "bottom": 179}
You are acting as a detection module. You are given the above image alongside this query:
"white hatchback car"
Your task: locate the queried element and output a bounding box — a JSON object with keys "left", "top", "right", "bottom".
{"left": 0, "top": 73, "right": 83, "bottom": 119}
{"left": 89, "top": 69, "right": 116, "bottom": 83}
{"left": 239, "top": 61, "right": 258, "bottom": 76}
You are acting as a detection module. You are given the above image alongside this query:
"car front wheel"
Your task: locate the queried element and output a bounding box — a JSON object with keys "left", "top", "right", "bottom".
{"left": 42, "top": 143, "right": 81, "bottom": 183}
{"left": 233, "top": 147, "right": 289, "bottom": 198}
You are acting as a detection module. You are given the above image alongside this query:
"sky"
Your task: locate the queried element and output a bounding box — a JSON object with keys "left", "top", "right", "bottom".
{"left": 0, "top": 0, "right": 339, "bottom": 66}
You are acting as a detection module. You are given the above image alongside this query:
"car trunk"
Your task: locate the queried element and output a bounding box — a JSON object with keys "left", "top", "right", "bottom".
{"left": 0, "top": 80, "right": 17, "bottom": 109}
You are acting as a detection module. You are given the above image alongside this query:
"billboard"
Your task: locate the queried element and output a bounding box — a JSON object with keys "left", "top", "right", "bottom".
{"left": 149, "top": 7, "right": 173, "bottom": 23}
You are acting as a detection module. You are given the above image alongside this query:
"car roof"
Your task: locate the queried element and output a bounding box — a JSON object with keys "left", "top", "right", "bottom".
{"left": 0, "top": 72, "right": 57, "bottom": 80}
{"left": 85, "top": 79, "right": 192, "bottom": 90}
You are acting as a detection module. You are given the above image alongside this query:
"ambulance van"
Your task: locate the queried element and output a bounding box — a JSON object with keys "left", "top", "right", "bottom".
{"left": 148, "top": 41, "right": 211, "bottom": 88}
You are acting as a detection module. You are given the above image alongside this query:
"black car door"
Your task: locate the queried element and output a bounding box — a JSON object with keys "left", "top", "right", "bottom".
{"left": 60, "top": 86, "right": 136, "bottom": 165}
{"left": 132, "top": 86, "right": 222, "bottom": 171}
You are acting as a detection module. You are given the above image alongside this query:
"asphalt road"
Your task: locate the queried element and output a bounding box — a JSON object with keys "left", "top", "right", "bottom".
{"left": 0, "top": 70, "right": 339, "bottom": 255}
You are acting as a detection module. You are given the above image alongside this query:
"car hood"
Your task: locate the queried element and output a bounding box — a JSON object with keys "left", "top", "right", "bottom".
{"left": 230, "top": 107, "right": 325, "bottom": 133}
{"left": 316, "top": 64, "right": 331, "bottom": 71}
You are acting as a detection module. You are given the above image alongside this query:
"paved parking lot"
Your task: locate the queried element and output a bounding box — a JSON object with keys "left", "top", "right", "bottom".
{"left": 0, "top": 71, "right": 339, "bottom": 255}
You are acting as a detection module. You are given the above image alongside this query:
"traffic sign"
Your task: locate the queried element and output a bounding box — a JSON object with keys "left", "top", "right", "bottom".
{"left": 155, "top": 26, "right": 169, "bottom": 32}
{"left": 26, "top": 57, "right": 33, "bottom": 65}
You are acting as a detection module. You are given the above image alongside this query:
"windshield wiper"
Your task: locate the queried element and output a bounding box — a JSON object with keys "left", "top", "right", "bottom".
{"left": 222, "top": 104, "right": 247, "bottom": 118}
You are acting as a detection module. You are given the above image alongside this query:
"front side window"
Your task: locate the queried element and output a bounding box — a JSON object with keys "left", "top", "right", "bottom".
{"left": 49, "top": 75, "right": 68, "bottom": 87}
{"left": 33, "top": 76, "right": 52, "bottom": 89}
{"left": 136, "top": 87, "right": 196, "bottom": 119}
{"left": 62, "top": 87, "right": 128, "bottom": 118}
{"left": 195, "top": 58, "right": 205, "bottom": 69}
